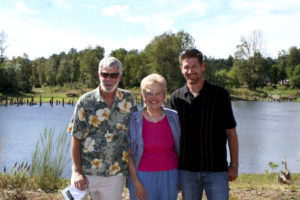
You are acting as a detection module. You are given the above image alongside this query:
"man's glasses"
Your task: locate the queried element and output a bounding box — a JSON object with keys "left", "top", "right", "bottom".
{"left": 100, "top": 72, "right": 120, "bottom": 79}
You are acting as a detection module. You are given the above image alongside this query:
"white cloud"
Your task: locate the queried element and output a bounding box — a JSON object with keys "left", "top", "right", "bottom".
{"left": 101, "top": 5, "right": 129, "bottom": 17}
{"left": 84, "top": 4, "right": 97, "bottom": 9}
{"left": 185, "top": 0, "right": 300, "bottom": 58}
{"left": 100, "top": 35, "right": 153, "bottom": 56}
{"left": 49, "top": 0, "right": 71, "bottom": 10}
{"left": 123, "top": 13, "right": 175, "bottom": 34}
{"left": 123, "top": 15, "right": 151, "bottom": 23}
{"left": 1, "top": 0, "right": 299, "bottom": 59}
{"left": 170, "top": 1, "right": 209, "bottom": 17}
{"left": 16, "top": 0, "right": 39, "bottom": 15}
{"left": 231, "top": 0, "right": 300, "bottom": 13}
{"left": 0, "top": 8, "right": 90, "bottom": 59}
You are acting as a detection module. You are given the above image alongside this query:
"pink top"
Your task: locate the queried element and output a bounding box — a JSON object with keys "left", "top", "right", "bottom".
{"left": 138, "top": 116, "right": 178, "bottom": 171}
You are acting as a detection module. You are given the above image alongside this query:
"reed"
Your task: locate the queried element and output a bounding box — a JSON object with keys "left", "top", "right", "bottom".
{"left": 29, "top": 127, "right": 71, "bottom": 191}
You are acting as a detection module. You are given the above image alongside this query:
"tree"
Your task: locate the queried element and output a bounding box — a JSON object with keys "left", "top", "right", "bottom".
{"left": 31, "top": 57, "right": 47, "bottom": 87}
{"left": 287, "top": 47, "right": 300, "bottom": 67}
{"left": 227, "top": 65, "right": 241, "bottom": 88}
{"left": 110, "top": 48, "right": 129, "bottom": 88}
{"left": 46, "top": 54, "right": 60, "bottom": 86}
{"left": 4, "top": 61, "right": 31, "bottom": 92}
{"left": 269, "top": 64, "right": 280, "bottom": 84}
{"left": 126, "top": 51, "right": 147, "bottom": 88}
{"left": 68, "top": 48, "right": 80, "bottom": 84}
{"left": 290, "top": 64, "right": 300, "bottom": 88}
{"left": 79, "top": 46, "right": 104, "bottom": 88}
{"left": 11, "top": 54, "right": 32, "bottom": 92}
{"left": 276, "top": 51, "right": 288, "bottom": 82}
{"left": 0, "top": 62, "right": 9, "bottom": 92}
{"left": 0, "top": 31, "right": 8, "bottom": 65}
{"left": 56, "top": 53, "right": 69, "bottom": 86}
{"left": 286, "top": 47, "right": 300, "bottom": 87}
{"left": 143, "top": 30, "right": 195, "bottom": 92}
{"left": 234, "top": 30, "right": 269, "bottom": 90}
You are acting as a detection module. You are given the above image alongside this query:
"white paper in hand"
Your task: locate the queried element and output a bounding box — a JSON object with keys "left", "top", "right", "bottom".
{"left": 61, "top": 185, "right": 87, "bottom": 200}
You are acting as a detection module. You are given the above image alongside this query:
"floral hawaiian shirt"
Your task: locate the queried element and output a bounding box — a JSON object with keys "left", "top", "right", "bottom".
{"left": 68, "top": 87, "right": 137, "bottom": 177}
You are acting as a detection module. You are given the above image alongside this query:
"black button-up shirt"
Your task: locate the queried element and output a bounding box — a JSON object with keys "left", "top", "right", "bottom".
{"left": 170, "top": 81, "right": 236, "bottom": 172}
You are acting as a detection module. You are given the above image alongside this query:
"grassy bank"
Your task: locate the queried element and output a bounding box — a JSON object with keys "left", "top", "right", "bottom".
{"left": 0, "top": 86, "right": 90, "bottom": 104}
{"left": 1, "top": 85, "right": 299, "bottom": 105}
{"left": 1, "top": 173, "right": 299, "bottom": 199}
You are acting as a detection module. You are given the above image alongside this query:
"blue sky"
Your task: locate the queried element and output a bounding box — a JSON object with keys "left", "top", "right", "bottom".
{"left": 0, "top": 0, "right": 299, "bottom": 59}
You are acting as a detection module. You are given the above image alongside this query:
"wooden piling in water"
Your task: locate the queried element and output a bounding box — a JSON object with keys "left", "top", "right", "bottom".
{"left": 30, "top": 96, "right": 34, "bottom": 106}
{"left": 50, "top": 97, "right": 54, "bottom": 106}
{"left": 62, "top": 98, "right": 64, "bottom": 106}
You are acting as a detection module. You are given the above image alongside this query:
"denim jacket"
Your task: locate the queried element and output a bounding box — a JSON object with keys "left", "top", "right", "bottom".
{"left": 128, "top": 107, "right": 181, "bottom": 169}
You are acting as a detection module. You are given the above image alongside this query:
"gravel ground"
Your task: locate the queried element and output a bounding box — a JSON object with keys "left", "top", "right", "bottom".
{"left": 1, "top": 189, "right": 300, "bottom": 200}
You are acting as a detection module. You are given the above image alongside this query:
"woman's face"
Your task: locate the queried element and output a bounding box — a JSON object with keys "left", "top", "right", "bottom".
{"left": 142, "top": 82, "right": 166, "bottom": 111}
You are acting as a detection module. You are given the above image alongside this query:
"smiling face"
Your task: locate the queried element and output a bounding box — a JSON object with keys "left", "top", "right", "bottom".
{"left": 181, "top": 57, "right": 205, "bottom": 86}
{"left": 99, "top": 65, "right": 121, "bottom": 93}
{"left": 142, "top": 82, "right": 166, "bottom": 112}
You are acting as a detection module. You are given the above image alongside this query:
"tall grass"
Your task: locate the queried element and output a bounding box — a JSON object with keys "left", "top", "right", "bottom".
{"left": 29, "top": 127, "right": 70, "bottom": 191}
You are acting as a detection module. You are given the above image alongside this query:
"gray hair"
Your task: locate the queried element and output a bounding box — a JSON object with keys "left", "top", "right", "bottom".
{"left": 98, "top": 57, "right": 123, "bottom": 74}
{"left": 140, "top": 73, "right": 167, "bottom": 94}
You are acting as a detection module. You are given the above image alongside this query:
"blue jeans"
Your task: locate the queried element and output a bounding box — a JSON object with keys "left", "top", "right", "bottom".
{"left": 128, "top": 169, "right": 179, "bottom": 200}
{"left": 179, "top": 170, "right": 229, "bottom": 200}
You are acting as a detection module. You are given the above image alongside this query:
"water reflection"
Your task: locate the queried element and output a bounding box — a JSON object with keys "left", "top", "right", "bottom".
{"left": 233, "top": 101, "right": 300, "bottom": 173}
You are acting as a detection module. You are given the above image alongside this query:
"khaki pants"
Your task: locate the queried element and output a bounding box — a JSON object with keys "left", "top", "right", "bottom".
{"left": 71, "top": 175, "right": 125, "bottom": 200}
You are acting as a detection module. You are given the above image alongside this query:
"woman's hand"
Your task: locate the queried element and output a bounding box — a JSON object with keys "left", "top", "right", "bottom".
{"left": 73, "top": 172, "right": 89, "bottom": 191}
{"left": 133, "top": 180, "right": 148, "bottom": 200}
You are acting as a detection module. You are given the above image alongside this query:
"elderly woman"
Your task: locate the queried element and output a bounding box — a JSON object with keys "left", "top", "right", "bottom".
{"left": 128, "top": 73, "right": 180, "bottom": 200}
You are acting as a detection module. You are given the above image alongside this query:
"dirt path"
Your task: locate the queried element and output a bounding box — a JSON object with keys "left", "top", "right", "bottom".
{"left": 1, "top": 189, "right": 300, "bottom": 200}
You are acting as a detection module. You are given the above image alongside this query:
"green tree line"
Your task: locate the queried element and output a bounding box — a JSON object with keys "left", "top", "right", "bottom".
{"left": 1, "top": 30, "right": 300, "bottom": 94}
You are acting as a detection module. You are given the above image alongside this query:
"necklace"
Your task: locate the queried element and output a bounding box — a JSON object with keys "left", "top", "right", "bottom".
{"left": 143, "top": 109, "right": 165, "bottom": 122}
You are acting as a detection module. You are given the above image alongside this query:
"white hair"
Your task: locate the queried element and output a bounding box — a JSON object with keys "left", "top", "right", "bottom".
{"left": 140, "top": 73, "right": 167, "bottom": 94}
{"left": 98, "top": 57, "right": 123, "bottom": 74}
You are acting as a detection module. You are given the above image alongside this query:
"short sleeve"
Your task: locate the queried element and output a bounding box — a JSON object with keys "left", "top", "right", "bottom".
{"left": 69, "top": 101, "right": 87, "bottom": 139}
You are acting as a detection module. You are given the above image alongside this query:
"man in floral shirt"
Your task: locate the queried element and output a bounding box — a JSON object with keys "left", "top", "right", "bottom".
{"left": 68, "top": 57, "right": 137, "bottom": 200}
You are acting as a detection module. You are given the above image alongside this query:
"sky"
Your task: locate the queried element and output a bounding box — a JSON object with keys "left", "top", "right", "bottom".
{"left": 0, "top": 0, "right": 299, "bottom": 60}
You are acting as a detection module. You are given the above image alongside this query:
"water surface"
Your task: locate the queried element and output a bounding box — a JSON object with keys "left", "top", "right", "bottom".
{"left": 0, "top": 101, "right": 299, "bottom": 177}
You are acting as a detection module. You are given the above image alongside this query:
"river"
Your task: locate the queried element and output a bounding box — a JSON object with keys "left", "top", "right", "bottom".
{"left": 0, "top": 101, "right": 299, "bottom": 177}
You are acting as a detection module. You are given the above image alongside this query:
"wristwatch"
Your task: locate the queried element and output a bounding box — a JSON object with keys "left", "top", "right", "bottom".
{"left": 230, "top": 162, "right": 239, "bottom": 168}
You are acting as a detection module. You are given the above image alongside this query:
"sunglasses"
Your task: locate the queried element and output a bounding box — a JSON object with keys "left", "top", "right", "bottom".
{"left": 100, "top": 72, "right": 120, "bottom": 79}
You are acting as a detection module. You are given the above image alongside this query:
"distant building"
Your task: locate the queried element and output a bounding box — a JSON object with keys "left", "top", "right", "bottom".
{"left": 278, "top": 79, "right": 290, "bottom": 86}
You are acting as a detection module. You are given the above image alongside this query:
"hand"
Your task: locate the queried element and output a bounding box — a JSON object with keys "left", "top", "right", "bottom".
{"left": 228, "top": 166, "right": 238, "bottom": 181}
{"left": 73, "top": 172, "right": 89, "bottom": 191}
{"left": 133, "top": 180, "right": 148, "bottom": 200}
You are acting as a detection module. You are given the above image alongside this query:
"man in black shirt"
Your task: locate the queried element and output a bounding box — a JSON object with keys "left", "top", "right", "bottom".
{"left": 170, "top": 49, "right": 239, "bottom": 200}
